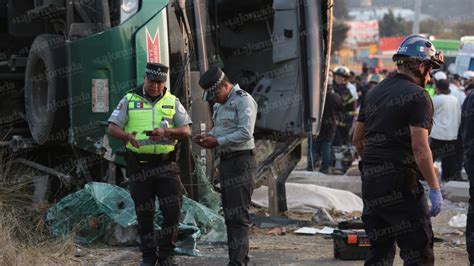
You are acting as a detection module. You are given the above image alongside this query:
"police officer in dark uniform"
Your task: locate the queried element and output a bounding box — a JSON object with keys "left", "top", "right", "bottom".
{"left": 353, "top": 35, "right": 444, "bottom": 265}
{"left": 194, "top": 66, "right": 258, "bottom": 266}
{"left": 108, "top": 63, "right": 192, "bottom": 266}
{"left": 462, "top": 72, "right": 474, "bottom": 264}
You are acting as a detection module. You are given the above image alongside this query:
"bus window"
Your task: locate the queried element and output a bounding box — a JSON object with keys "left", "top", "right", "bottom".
{"left": 469, "top": 58, "right": 474, "bottom": 71}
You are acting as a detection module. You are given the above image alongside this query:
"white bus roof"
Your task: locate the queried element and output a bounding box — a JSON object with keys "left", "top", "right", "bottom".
{"left": 461, "top": 36, "right": 474, "bottom": 43}
{"left": 460, "top": 36, "right": 474, "bottom": 54}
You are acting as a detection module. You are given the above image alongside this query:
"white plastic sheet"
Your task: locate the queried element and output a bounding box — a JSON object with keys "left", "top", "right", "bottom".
{"left": 294, "top": 226, "right": 335, "bottom": 235}
{"left": 252, "top": 183, "right": 363, "bottom": 213}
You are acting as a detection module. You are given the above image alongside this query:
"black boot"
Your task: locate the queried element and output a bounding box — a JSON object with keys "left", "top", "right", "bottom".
{"left": 140, "top": 252, "right": 158, "bottom": 266}
{"left": 158, "top": 256, "right": 178, "bottom": 266}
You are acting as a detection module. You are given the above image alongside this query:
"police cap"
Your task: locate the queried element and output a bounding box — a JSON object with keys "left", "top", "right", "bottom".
{"left": 199, "top": 65, "right": 226, "bottom": 90}
{"left": 145, "top": 62, "right": 168, "bottom": 82}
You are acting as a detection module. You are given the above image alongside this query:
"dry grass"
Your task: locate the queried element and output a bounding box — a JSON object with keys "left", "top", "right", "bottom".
{"left": 0, "top": 153, "right": 77, "bottom": 265}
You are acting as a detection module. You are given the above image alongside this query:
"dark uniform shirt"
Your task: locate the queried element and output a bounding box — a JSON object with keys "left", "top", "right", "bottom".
{"left": 334, "top": 83, "right": 357, "bottom": 126}
{"left": 461, "top": 90, "right": 474, "bottom": 157}
{"left": 319, "top": 88, "right": 343, "bottom": 138}
{"left": 357, "top": 73, "right": 433, "bottom": 165}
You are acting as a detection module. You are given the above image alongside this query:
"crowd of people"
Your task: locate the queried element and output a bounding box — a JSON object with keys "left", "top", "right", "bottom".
{"left": 308, "top": 34, "right": 474, "bottom": 264}
{"left": 307, "top": 63, "right": 474, "bottom": 182}
{"left": 307, "top": 65, "right": 387, "bottom": 173}
{"left": 107, "top": 38, "right": 474, "bottom": 265}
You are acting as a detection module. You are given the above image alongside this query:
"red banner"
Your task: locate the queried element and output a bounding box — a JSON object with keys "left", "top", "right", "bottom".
{"left": 146, "top": 27, "right": 160, "bottom": 63}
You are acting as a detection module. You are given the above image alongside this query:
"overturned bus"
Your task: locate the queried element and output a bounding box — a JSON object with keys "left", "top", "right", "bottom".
{"left": 0, "top": 0, "right": 333, "bottom": 213}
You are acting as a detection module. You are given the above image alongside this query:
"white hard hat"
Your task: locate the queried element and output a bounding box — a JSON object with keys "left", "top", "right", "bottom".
{"left": 333, "top": 66, "right": 350, "bottom": 77}
{"left": 433, "top": 71, "right": 447, "bottom": 81}
{"left": 463, "top": 71, "right": 474, "bottom": 80}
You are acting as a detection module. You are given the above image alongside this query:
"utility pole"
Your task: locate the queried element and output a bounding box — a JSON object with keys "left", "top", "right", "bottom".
{"left": 412, "top": 0, "right": 421, "bottom": 34}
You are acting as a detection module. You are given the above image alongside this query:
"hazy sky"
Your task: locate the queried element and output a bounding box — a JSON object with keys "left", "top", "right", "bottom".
{"left": 345, "top": 0, "right": 474, "bottom": 20}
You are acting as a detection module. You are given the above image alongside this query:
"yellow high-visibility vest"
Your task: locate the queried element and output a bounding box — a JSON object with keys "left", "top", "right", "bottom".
{"left": 124, "top": 90, "right": 177, "bottom": 154}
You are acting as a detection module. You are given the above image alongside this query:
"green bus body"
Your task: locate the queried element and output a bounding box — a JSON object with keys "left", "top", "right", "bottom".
{"left": 67, "top": 0, "right": 169, "bottom": 156}
{"left": 432, "top": 39, "right": 459, "bottom": 58}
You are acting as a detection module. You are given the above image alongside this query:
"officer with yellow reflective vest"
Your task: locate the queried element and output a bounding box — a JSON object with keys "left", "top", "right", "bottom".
{"left": 108, "top": 62, "right": 192, "bottom": 266}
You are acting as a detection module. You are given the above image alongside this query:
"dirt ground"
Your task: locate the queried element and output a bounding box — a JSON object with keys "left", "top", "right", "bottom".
{"left": 2, "top": 153, "right": 469, "bottom": 265}
{"left": 70, "top": 230, "right": 467, "bottom": 266}
{"left": 68, "top": 207, "right": 468, "bottom": 266}
{"left": 2, "top": 199, "right": 468, "bottom": 265}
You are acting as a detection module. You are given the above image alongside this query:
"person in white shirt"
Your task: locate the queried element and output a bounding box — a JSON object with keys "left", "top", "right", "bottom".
{"left": 450, "top": 73, "right": 465, "bottom": 91}
{"left": 433, "top": 71, "right": 465, "bottom": 106}
{"left": 433, "top": 70, "right": 447, "bottom": 82}
{"left": 463, "top": 71, "right": 474, "bottom": 88}
{"left": 449, "top": 73, "right": 466, "bottom": 106}
{"left": 430, "top": 79, "right": 462, "bottom": 181}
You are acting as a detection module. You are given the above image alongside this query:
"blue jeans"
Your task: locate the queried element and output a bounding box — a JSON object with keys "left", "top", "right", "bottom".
{"left": 465, "top": 156, "right": 474, "bottom": 264}
{"left": 307, "top": 133, "right": 335, "bottom": 172}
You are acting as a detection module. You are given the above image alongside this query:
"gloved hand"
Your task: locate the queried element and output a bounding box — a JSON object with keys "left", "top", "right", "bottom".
{"left": 429, "top": 188, "right": 443, "bottom": 217}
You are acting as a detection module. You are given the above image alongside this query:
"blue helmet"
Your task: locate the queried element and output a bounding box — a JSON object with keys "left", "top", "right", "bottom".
{"left": 392, "top": 35, "right": 444, "bottom": 69}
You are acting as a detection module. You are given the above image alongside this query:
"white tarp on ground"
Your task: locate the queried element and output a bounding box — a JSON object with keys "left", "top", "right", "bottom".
{"left": 251, "top": 183, "right": 363, "bottom": 213}
{"left": 442, "top": 181, "right": 469, "bottom": 202}
{"left": 289, "top": 171, "right": 362, "bottom": 196}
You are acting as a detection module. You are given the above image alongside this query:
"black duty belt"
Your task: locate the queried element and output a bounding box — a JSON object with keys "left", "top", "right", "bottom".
{"left": 219, "top": 149, "right": 254, "bottom": 160}
{"left": 131, "top": 151, "right": 177, "bottom": 164}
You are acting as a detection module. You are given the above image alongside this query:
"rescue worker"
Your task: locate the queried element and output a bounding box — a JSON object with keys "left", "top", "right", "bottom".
{"left": 353, "top": 35, "right": 444, "bottom": 265}
{"left": 333, "top": 66, "right": 358, "bottom": 146}
{"left": 108, "top": 62, "right": 192, "bottom": 266}
{"left": 462, "top": 70, "right": 474, "bottom": 263}
{"left": 307, "top": 74, "right": 343, "bottom": 173}
{"left": 194, "top": 66, "right": 257, "bottom": 266}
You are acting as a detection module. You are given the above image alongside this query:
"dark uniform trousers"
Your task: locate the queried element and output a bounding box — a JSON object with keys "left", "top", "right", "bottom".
{"left": 219, "top": 151, "right": 257, "bottom": 266}
{"left": 361, "top": 162, "right": 435, "bottom": 266}
{"left": 465, "top": 156, "right": 474, "bottom": 264}
{"left": 334, "top": 121, "right": 352, "bottom": 146}
{"left": 455, "top": 137, "right": 464, "bottom": 177}
{"left": 430, "top": 138, "right": 461, "bottom": 181}
{"left": 128, "top": 161, "right": 183, "bottom": 260}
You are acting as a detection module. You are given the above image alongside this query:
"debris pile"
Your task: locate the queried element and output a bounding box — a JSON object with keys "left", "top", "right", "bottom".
{"left": 46, "top": 182, "right": 226, "bottom": 256}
